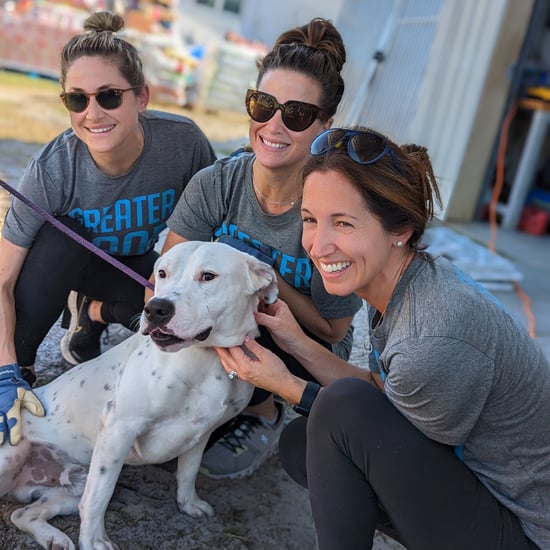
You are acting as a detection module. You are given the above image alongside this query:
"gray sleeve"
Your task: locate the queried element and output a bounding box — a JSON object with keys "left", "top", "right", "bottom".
{"left": 383, "top": 336, "right": 494, "bottom": 445}
{"left": 167, "top": 163, "right": 222, "bottom": 241}
{"left": 185, "top": 122, "right": 218, "bottom": 173}
{"left": 2, "top": 155, "right": 60, "bottom": 247}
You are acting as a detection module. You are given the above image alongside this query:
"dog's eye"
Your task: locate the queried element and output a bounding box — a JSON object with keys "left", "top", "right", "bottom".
{"left": 201, "top": 271, "right": 217, "bottom": 282}
{"left": 157, "top": 269, "right": 167, "bottom": 279}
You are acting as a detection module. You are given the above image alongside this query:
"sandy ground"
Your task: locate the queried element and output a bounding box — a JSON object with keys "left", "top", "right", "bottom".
{"left": 0, "top": 76, "right": 404, "bottom": 550}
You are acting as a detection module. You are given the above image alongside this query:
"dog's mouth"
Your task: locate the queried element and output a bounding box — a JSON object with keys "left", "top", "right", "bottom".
{"left": 144, "top": 327, "right": 213, "bottom": 349}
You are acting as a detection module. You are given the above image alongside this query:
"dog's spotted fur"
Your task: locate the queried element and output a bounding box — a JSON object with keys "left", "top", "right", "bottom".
{"left": 0, "top": 241, "right": 278, "bottom": 550}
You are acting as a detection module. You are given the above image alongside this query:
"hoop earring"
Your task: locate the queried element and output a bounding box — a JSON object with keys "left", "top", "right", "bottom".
{"left": 396, "top": 241, "right": 403, "bottom": 247}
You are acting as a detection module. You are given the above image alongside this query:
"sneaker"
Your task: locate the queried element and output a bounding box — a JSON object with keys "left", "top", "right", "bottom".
{"left": 60, "top": 291, "right": 105, "bottom": 365}
{"left": 200, "top": 401, "right": 285, "bottom": 480}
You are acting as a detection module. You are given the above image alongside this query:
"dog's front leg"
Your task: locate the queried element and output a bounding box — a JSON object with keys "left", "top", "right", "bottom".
{"left": 176, "top": 438, "right": 215, "bottom": 518}
{"left": 78, "top": 417, "right": 137, "bottom": 550}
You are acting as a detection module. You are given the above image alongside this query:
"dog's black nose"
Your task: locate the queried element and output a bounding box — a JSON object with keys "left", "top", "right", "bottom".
{"left": 144, "top": 298, "right": 175, "bottom": 325}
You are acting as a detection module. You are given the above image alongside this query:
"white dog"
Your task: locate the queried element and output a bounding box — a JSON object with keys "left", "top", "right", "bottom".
{"left": 0, "top": 240, "right": 278, "bottom": 550}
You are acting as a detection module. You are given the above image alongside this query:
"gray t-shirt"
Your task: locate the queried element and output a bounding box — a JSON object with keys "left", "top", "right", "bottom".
{"left": 368, "top": 253, "right": 550, "bottom": 547}
{"left": 2, "top": 110, "right": 216, "bottom": 256}
{"left": 167, "top": 152, "right": 362, "bottom": 323}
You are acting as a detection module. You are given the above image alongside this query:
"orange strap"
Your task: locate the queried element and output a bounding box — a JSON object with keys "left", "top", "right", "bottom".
{"left": 488, "top": 100, "right": 536, "bottom": 338}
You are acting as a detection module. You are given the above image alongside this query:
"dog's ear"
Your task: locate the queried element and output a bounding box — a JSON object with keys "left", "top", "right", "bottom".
{"left": 244, "top": 258, "right": 279, "bottom": 304}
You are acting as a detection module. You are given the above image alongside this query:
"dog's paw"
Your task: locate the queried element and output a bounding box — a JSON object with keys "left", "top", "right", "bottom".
{"left": 178, "top": 497, "right": 215, "bottom": 518}
{"left": 78, "top": 535, "right": 120, "bottom": 550}
{"left": 42, "top": 536, "right": 76, "bottom": 550}
{"left": 11, "top": 507, "right": 76, "bottom": 550}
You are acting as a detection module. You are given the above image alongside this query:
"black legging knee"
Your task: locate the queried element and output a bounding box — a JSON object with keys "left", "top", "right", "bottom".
{"left": 283, "top": 377, "right": 536, "bottom": 550}
{"left": 14, "top": 217, "right": 157, "bottom": 366}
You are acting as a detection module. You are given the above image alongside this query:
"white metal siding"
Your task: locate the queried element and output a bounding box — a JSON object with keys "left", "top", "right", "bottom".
{"left": 335, "top": 0, "right": 509, "bottom": 218}
{"left": 336, "top": 0, "right": 441, "bottom": 140}
{"left": 410, "top": 0, "right": 508, "bottom": 216}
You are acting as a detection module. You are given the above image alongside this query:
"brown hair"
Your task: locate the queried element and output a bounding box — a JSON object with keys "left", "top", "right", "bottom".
{"left": 256, "top": 18, "right": 346, "bottom": 119}
{"left": 59, "top": 11, "right": 144, "bottom": 92}
{"left": 302, "top": 129, "right": 443, "bottom": 250}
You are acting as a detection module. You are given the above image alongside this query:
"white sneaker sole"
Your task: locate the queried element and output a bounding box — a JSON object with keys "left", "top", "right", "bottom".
{"left": 59, "top": 291, "right": 81, "bottom": 366}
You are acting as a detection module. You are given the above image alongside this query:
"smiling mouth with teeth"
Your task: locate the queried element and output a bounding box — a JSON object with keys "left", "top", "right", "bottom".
{"left": 320, "top": 261, "right": 352, "bottom": 273}
{"left": 262, "top": 137, "right": 287, "bottom": 149}
{"left": 146, "top": 327, "right": 212, "bottom": 348}
{"left": 89, "top": 125, "right": 115, "bottom": 133}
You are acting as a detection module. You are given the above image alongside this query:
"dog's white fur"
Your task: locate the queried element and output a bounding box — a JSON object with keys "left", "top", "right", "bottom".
{"left": 0, "top": 241, "right": 278, "bottom": 550}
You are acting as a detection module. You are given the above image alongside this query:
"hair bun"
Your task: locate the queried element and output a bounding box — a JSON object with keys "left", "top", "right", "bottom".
{"left": 83, "top": 11, "right": 125, "bottom": 34}
{"left": 274, "top": 18, "right": 346, "bottom": 72}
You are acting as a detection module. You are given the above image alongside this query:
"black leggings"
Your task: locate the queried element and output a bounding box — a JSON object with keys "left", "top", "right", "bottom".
{"left": 279, "top": 378, "right": 539, "bottom": 550}
{"left": 14, "top": 217, "right": 157, "bottom": 366}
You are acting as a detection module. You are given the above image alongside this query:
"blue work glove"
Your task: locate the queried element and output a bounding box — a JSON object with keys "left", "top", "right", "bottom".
{"left": 217, "top": 235, "right": 276, "bottom": 267}
{"left": 0, "top": 363, "right": 45, "bottom": 446}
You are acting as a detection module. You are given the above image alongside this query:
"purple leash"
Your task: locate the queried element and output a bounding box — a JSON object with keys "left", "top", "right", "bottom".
{"left": 0, "top": 178, "right": 154, "bottom": 290}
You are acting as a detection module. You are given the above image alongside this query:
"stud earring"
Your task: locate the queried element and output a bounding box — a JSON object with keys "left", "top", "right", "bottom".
{"left": 396, "top": 241, "right": 403, "bottom": 247}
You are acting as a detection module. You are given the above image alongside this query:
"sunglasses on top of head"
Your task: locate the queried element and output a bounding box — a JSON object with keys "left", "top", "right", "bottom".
{"left": 60, "top": 87, "right": 140, "bottom": 113}
{"left": 310, "top": 128, "right": 402, "bottom": 172}
{"left": 245, "top": 89, "right": 325, "bottom": 132}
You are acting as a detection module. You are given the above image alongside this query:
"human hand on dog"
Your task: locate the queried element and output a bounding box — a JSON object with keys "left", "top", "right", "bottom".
{"left": 255, "top": 298, "right": 307, "bottom": 355}
{"left": 0, "top": 363, "right": 45, "bottom": 445}
{"left": 216, "top": 337, "right": 302, "bottom": 400}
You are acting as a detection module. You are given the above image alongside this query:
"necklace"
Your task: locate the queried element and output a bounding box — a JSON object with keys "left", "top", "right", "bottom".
{"left": 253, "top": 182, "right": 301, "bottom": 207}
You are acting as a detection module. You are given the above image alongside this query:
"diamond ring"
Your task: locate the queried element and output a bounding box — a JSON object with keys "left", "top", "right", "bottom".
{"left": 228, "top": 370, "right": 239, "bottom": 380}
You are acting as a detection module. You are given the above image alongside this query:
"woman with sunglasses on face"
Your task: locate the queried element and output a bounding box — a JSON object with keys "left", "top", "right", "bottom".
{"left": 162, "top": 19, "right": 362, "bottom": 479}
{"left": 0, "top": 11, "right": 216, "bottom": 446}
{"left": 215, "top": 128, "right": 550, "bottom": 549}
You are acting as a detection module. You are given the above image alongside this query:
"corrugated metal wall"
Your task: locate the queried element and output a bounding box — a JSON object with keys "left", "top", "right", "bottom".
{"left": 410, "top": 0, "right": 508, "bottom": 216}
{"left": 337, "top": 0, "right": 441, "bottom": 141}
{"left": 334, "top": 0, "right": 510, "bottom": 218}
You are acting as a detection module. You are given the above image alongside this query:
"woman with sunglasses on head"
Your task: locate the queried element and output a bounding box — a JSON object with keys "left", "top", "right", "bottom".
{"left": 0, "top": 11, "right": 216, "bottom": 446}
{"left": 215, "top": 128, "right": 550, "bottom": 549}
{"left": 161, "top": 18, "right": 362, "bottom": 479}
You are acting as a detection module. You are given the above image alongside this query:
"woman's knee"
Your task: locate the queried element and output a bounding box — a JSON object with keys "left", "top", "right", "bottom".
{"left": 30, "top": 217, "right": 92, "bottom": 264}
{"left": 37, "top": 216, "right": 89, "bottom": 239}
{"left": 310, "top": 377, "right": 383, "bottom": 427}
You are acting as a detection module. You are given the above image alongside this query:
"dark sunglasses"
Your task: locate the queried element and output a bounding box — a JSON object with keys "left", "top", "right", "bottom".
{"left": 60, "top": 87, "right": 139, "bottom": 113}
{"left": 245, "top": 89, "right": 324, "bottom": 132}
{"left": 310, "top": 128, "right": 398, "bottom": 164}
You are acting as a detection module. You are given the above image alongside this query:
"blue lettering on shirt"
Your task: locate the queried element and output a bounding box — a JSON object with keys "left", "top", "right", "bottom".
{"left": 132, "top": 196, "right": 147, "bottom": 226}
{"left": 68, "top": 189, "right": 176, "bottom": 256}
{"left": 214, "top": 223, "right": 312, "bottom": 292}
{"left": 99, "top": 206, "right": 114, "bottom": 233}
{"left": 92, "top": 235, "right": 118, "bottom": 254}
{"left": 114, "top": 200, "right": 132, "bottom": 230}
